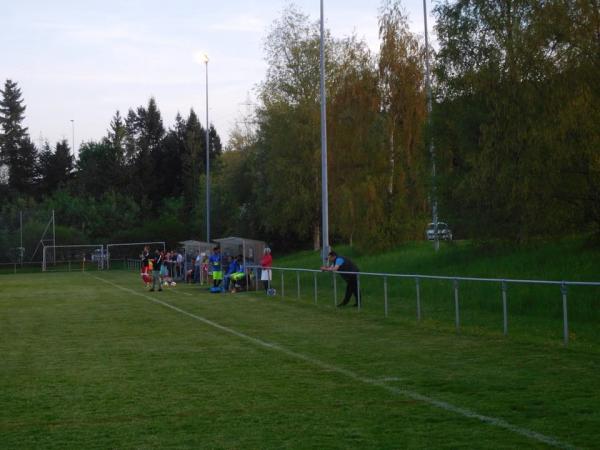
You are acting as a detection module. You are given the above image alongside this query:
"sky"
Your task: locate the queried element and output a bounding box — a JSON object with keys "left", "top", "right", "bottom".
{"left": 1, "top": 0, "right": 436, "bottom": 152}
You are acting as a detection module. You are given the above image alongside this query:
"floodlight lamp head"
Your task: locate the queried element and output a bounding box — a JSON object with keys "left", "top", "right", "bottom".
{"left": 194, "top": 51, "right": 209, "bottom": 64}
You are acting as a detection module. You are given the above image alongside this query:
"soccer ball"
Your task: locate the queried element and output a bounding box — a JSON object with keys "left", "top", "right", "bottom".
{"left": 170, "top": 281, "right": 176, "bottom": 287}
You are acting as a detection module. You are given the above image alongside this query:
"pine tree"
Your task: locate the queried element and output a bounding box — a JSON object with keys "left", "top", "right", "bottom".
{"left": 182, "top": 109, "right": 204, "bottom": 215}
{"left": 38, "top": 139, "right": 73, "bottom": 194}
{"left": 0, "top": 79, "right": 37, "bottom": 194}
{"left": 107, "top": 110, "right": 126, "bottom": 164}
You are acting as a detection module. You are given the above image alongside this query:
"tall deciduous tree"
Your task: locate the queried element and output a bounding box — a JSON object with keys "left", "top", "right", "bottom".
{"left": 378, "top": 0, "right": 428, "bottom": 242}
{"left": 327, "top": 36, "right": 386, "bottom": 247}
{"left": 255, "top": 6, "right": 330, "bottom": 249}
{"left": 433, "top": 0, "right": 600, "bottom": 239}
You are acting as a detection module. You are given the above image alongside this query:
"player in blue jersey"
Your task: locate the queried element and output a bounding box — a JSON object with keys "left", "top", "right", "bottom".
{"left": 209, "top": 246, "right": 223, "bottom": 289}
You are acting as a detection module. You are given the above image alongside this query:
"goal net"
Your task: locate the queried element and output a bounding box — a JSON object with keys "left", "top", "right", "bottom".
{"left": 106, "top": 241, "right": 166, "bottom": 270}
{"left": 42, "top": 244, "right": 105, "bottom": 272}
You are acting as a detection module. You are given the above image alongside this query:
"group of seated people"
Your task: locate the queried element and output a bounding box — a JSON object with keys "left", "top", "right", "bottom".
{"left": 184, "top": 250, "right": 252, "bottom": 293}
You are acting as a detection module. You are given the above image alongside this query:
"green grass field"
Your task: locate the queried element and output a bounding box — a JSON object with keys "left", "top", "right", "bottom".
{"left": 1, "top": 269, "right": 599, "bottom": 449}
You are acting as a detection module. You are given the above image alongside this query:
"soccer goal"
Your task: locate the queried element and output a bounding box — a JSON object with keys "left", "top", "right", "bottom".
{"left": 42, "top": 244, "right": 105, "bottom": 272}
{"left": 105, "top": 241, "right": 166, "bottom": 270}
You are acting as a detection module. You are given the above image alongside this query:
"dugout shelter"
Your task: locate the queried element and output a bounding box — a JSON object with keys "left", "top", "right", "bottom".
{"left": 213, "top": 236, "right": 266, "bottom": 266}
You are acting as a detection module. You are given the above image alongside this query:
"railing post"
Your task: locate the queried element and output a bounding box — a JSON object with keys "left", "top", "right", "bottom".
{"left": 501, "top": 280, "right": 508, "bottom": 336}
{"left": 296, "top": 271, "right": 300, "bottom": 299}
{"left": 281, "top": 271, "right": 285, "bottom": 298}
{"left": 561, "top": 282, "right": 569, "bottom": 346}
{"left": 333, "top": 272, "right": 337, "bottom": 306}
{"left": 384, "top": 276, "right": 388, "bottom": 317}
{"left": 415, "top": 277, "right": 421, "bottom": 321}
{"left": 357, "top": 274, "right": 361, "bottom": 311}
{"left": 314, "top": 272, "right": 318, "bottom": 304}
{"left": 454, "top": 279, "right": 460, "bottom": 332}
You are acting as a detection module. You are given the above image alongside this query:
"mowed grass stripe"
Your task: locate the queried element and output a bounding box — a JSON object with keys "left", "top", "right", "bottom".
{"left": 93, "top": 273, "right": 574, "bottom": 449}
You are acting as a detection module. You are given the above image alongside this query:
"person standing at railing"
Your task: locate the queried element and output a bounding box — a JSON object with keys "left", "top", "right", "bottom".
{"left": 260, "top": 247, "right": 273, "bottom": 293}
{"left": 321, "top": 251, "right": 360, "bottom": 307}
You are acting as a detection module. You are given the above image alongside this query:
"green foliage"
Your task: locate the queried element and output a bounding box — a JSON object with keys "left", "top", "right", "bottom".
{"left": 253, "top": 5, "right": 326, "bottom": 249}
{"left": 2, "top": 0, "right": 597, "bottom": 250}
{"left": 0, "top": 80, "right": 38, "bottom": 196}
{"left": 38, "top": 139, "right": 74, "bottom": 194}
{"left": 76, "top": 141, "right": 123, "bottom": 197}
{"left": 433, "top": 0, "right": 600, "bottom": 239}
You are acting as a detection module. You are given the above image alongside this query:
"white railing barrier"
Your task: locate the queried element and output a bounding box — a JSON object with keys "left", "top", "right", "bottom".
{"left": 249, "top": 265, "right": 600, "bottom": 347}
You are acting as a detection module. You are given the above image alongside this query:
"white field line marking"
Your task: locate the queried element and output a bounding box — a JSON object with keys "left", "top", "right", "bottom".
{"left": 92, "top": 275, "right": 574, "bottom": 450}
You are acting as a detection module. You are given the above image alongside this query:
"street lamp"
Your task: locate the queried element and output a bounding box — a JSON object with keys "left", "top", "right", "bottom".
{"left": 201, "top": 53, "right": 210, "bottom": 243}
{"left": 320, "top": 0, "right": 330, "bottom": 262}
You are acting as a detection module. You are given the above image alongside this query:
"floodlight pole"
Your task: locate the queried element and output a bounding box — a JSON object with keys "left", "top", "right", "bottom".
{"left": 320, "top": 0, "right": 330, "bottom": 261}
{"left": 19, "top": 210, "right": 23, "bottom": 265}
{"left": 70, "top": 119, "right": 75, "bottom": 155}
{"left": 52, "top": 209, "right": 56, "bottom": 263}
{"left": 204, "top": 56, "right": 210, "bottom": 243}
{"left": 423, "top": 0, "right": 439, "bottom": 251}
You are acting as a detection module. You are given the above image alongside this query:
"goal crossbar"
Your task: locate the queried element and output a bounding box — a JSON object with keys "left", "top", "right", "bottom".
{"left": 42, "top": 244, "right": 104, "bottom": 272}
{"left": 106, "top": 241, "right": 166, "bottom": 270}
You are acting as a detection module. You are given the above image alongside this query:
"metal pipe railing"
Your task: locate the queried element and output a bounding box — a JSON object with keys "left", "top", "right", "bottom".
{"left": 249, "top": 265, "right": 600, "bottom": 346}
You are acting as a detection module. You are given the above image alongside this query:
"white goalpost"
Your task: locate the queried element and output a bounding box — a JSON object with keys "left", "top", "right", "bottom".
{"left": 105, "top": 241, "right": 166, "bottom": 270}
{"left": 42, "top": 244, "right": 105, "bottom": 272}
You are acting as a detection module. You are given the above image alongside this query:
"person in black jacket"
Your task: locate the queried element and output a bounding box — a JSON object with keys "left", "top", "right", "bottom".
{"left": 320, "top": 251, "right": 360, "bottom": 307}
{"left": 150, "top": 249, "right": 163, "bottom": 292}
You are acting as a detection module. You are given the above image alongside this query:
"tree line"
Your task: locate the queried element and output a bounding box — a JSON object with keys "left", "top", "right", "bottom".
{"left": 1, "top": 0, "right": 598, "bottom": 260}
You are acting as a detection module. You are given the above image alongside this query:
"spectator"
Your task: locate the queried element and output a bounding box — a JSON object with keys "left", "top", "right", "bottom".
{"left": 140, "top": 245, "right": 151, "bottom": 287}
{"left": 194, "top": 251, "right": 202, "bottom": 283}
{"left": 229, "top": 255, "right": 247, "bottom": 292}
{"left": 260, "top": 247, "right": 273, "bottom": 293}
{"left": 209, "top": 246, "right": 223, "bottom": 289}
{"left": 150, "top": 249, "right": 164, "bottom": 292}
{"left": 176, "top": 251, "right": 184, "bottom": 279}
{"left": 201, "top": 253, "right": 209, "bottom": 285}
{"left": 320, "top": 251, "right": 360, "bottom": 307}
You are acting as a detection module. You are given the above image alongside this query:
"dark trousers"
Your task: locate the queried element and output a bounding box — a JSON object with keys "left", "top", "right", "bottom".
{"left": 151, "top": 270, "right": 162, "bottom": 291}
{"left": 340, "top": 275, "right": 360, "bottom": 305}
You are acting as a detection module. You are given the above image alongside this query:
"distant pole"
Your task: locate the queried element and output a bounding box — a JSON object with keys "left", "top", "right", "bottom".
{"left": 320, "top": 0, "right": 330, "bottom": 261}
{"left": 204, "top": 54, "right": 210, "bottom": 243}
{"left": 52, "top": 209, "right": 56, "bottom": 264}
{"left": 70, "top": 119, "right": 75, "bottom": 155}
{"left": 19, "top": 210, "right": 23, "bottom": 265}
{"left": 423, "top": 0, "right": 439, "bottom": 251}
